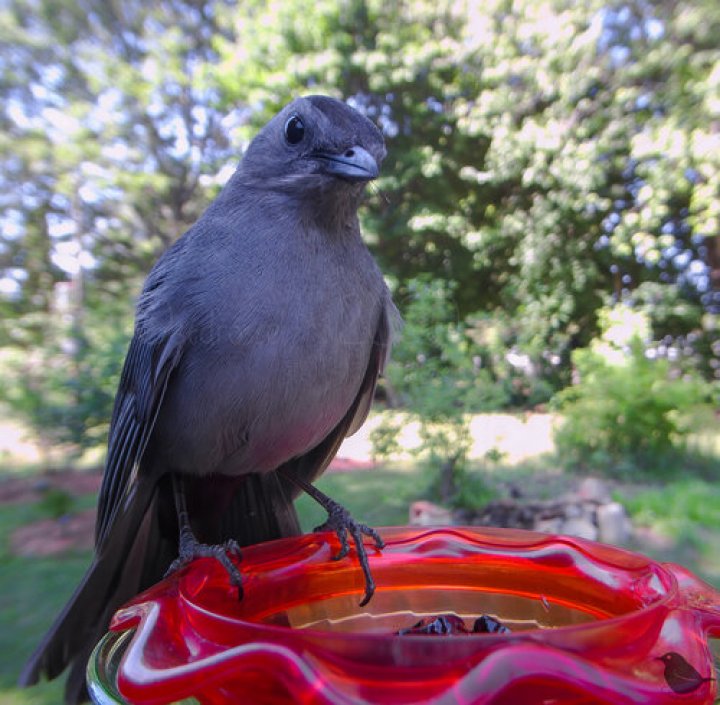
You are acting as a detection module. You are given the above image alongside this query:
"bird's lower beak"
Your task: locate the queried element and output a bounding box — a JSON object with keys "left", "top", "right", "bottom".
{"left": 312, "top": 146, "right": 379, "bottom": 182}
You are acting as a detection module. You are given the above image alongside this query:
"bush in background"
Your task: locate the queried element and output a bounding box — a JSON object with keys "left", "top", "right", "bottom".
{"left": 552, "top": 306, "right": 715, "bottom": 475}
{"left": 0, "top": 297, "right": 131, "bottom": 457}
{"left": 373, "top": 276, "right": 506, "bottom": 504}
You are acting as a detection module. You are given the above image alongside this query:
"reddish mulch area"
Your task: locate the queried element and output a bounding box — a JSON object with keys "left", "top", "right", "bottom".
{"left": 10, "top": 509, "right": 97, "bottom": 557}
{"left": 0, "top": 468, "right": 103, "bottom": 505}
{"left": 327, "top": 457, "right": 376, "bottom": 473}
{"left": 1, "top": 469, "right": 102, "bottom": 557}
{"left": 2, "top": 458, "right": 372, "bottom": 557}
{"left": 0, "top": 456, "right": 371, "bottom": 505}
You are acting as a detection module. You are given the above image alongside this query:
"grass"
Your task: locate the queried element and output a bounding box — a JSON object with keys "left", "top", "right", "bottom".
{"left": 0, "top": 502, "right": 91, "bottom": 705}
{"left": 295, "top": 466, "right": 425, "bottom": 531}
{"left": 620, "top": 478, "right": 720, "bottom": 587}
{"left": 623, "top": 479, "right": 720, "bottom": 533}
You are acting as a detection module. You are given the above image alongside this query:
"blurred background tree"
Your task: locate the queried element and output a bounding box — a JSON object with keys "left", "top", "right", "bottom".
{"left": 0, "top": 0, "right": 240, "bottom": 450}
{"left": 369, "top": 276, "right": 508, "bottom": 504}
{"left": 0, "top": 0, "right": 718, "bottom": 461}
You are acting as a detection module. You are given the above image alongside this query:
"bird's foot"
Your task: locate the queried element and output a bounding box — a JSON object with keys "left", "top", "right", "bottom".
{"left": 314, "top": 500, "right": 384, "bottom": 607}
{"left": 165, "top": 530, "right": 243, "bottom": 599}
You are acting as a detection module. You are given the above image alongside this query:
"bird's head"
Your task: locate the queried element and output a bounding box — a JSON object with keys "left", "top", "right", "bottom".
{"left": 239, "top": 95, "right": 386, "bottom": 203}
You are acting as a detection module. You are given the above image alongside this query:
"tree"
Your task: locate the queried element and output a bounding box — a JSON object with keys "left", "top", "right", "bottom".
{"left": 370, "top": 277, "right": 507, "bottom": 503}
{"left": 0, "top": 0, "right": 239, "bottom": 448}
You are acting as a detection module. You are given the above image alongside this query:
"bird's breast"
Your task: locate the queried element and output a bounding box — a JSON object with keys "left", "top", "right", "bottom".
{"left": 153, "top": 241, "right": 383, "bottom": 476}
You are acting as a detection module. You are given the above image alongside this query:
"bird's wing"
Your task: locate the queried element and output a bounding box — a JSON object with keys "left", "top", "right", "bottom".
{"left": 346, "top": 300, "right": 396, "bottom": 436}
{"left": 95, "top": 328, "right": 184, "bottom": 546}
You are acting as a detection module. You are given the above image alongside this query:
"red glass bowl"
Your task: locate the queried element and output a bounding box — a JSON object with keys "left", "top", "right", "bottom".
{"left": 88, "top": 526, "right": 720, "bottom": 704}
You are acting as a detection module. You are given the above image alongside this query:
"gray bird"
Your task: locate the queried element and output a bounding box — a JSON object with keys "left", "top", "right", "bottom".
{"left": 20, "top": 95, "right": 398, "bottom": 704}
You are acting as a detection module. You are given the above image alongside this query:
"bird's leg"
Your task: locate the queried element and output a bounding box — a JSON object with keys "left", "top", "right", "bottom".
{"left": 164, "top": 473, "right": 244, "bottom": 598}
{"left": 280, "top": 470, "right": 384, "bottom": 606}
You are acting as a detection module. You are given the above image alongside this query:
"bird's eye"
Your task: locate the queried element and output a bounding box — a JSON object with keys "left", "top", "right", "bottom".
{"left": 284, "top": 114, "right": 305, "bottom": 145}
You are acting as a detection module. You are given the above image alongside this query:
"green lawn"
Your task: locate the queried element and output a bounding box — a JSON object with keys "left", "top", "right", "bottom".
{"left": 620, "top": 478, "right": 720, "bottom": 587}
{"left": 295, "top": 465, "right": 423, "bottom": 531}
{"left": 0, "top": 502, "right": 90, "bottom": 704}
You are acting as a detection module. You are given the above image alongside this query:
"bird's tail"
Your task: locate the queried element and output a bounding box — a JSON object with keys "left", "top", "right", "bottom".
{"left": 18, "top": 477, "right": 172, "bottom": 705}
{"left": 188, "top": 470, "right": 302, "bottom": 547}
{"left": 19, "top": 472, "right": 301, "bottom": 704}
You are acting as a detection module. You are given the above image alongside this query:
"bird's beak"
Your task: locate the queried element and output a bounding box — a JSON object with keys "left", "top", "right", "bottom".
{"left": 312, "top": 145, "right": 379, "bottom": 182}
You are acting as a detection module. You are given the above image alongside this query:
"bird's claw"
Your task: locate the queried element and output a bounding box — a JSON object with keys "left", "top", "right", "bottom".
{"left": 314, "top": 502, "right": 384, "bottom": 606}
{"left": 166, "top": 536, "right": 243, "bottom": 599}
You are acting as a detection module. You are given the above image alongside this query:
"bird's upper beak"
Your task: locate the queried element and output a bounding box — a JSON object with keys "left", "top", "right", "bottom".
{"left": 312, "top": 145, "right": 379, "bottom": 183}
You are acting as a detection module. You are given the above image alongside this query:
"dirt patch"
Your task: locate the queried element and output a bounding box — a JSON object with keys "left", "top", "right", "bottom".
{"left": 2, "top": 469, "right": 102, "bottom": 557}
{"left": 0, "top": 468, "right": 102, "bottom": 505}
{"left": 10, "top": 508, "right": 96, "bottom": 557}
{"left": 327, "top": 457, "right": 376, "bottom": 473}
{"left": 3, "top": 459, "right": 370, "bottom": 557}
{"left": 0, "top": 455, "right": 368, "bottom": 504}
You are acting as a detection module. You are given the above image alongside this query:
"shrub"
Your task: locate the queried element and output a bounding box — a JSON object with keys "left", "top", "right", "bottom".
{"left": 39, "top": 488, "right": 75, "bottom": 520}
{"left": 553, "top": 338, "right": 714, "bottom": 474}
{"left": 0, "top": 298, "right": 131, "bottom": 454}
{"left": 373, "top": 276, "right": 507, "bottom": 504}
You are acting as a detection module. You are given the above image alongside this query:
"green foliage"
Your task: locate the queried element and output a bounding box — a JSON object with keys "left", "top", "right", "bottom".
{"left": 38, "top": 488, "right": 74, "bottom": 520}
{"left": 446, "top": 471, "right": 498, "bottom": 513}
{"left": 2, "top": 0, "right": 720, "bottom": 455}
{"left": 467, "top": 313, "right": 567, "bottom": 406}
{"left": 0, "top": 298, "right": 131, "bottom": 452}
{"left": 374, "top": 277, "right": 507, "bottom": 503}
{"left": 623, "top": 480, "right": 720, "bottom": 537}
{"left": 368, "top": 420, "right": 403, "bottom": 462}
{"left": 211, "top": 0, "right": 720, "bottom": 367}
{"left": 553, "top": 336, "right": 714, "bottom": 474}
{"left": 1, "top": 0, "right": 235, "bottom": 448}
{"left": 614, "top": 476, "right": 720, "bottom": 587}
{"left": 387, "top": 277, "right": 507, "bottom": 414}
{"left": 630, "top": 283, "right": 720, "bottom": 381}
{"left": 483, "top": 447, "right": 508, "bottom": 465}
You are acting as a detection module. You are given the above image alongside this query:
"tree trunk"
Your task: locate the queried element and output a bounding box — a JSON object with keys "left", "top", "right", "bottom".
{"left": 439, "top": 453, "right": 461, "bottom": 504}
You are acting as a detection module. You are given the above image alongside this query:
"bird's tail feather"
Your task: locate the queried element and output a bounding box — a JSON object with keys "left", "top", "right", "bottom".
{"left": 231, "top": 472, "right": 302, "bottom": 543}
